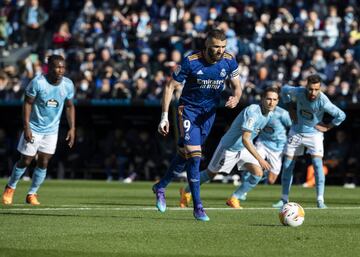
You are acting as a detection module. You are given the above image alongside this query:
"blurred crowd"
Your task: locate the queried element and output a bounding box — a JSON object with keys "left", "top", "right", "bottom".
{"left": 0, "top": 0, "right": 359, "bottom": 107}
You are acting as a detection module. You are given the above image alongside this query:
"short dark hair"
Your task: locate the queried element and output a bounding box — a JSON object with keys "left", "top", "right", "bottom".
{"left": 307, "top": 74, "right": 321, "bottom": 85}
{"left": 261, "top": 85, "right": 280, "bottom": 98}
{"left": 207, "top": 29, "right": 226, "bottom": 41}
{"left": 47, "top": 54, "right": 65, "bottom": 66}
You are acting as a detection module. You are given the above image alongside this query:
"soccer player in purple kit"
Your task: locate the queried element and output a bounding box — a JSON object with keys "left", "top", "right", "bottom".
{"left": 153, "top": 29, "right": 242, "bottom": 221}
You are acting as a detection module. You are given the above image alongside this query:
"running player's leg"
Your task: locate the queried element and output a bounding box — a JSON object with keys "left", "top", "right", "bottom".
{"left": 26, "top": 134, "right": 58, "bottom": 205}
{"left": 227, "top": 149, "right": 263, "bottom": 208}
{"left": 273, "top": 132, "right": 303, "bottom": 208}
{"left": 181, "top": 144, "right": 239, "bottom": 207}
{"left": 2, "top": 132, "right": 37, "bottom": 205}
{"left": 305, "top": 133, "right": 327, "bottom": 208}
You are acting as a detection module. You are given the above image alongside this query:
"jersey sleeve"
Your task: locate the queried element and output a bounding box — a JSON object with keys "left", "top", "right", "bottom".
{"left": 322, "top": 95, "right": 346, "bottom": 126}
{"left": 228, "top": 58, "right": 239, "bottom": 78}
{"left": 172, "top": 57, "right": 191, "bottom": 83}
{"left": 280, "top": 85, "right": 297, "bottom": 103}
{"left": 241, "top": 106, "right": 257, "bottom": 132}
{"left": 25, "top": 78, "right": 38, "bottom": 98}
{"left": 66, "top": 80, "right": 75, "bottom": 100}
{"left": 281, "top": 109, "right": 293, "bottom": 128}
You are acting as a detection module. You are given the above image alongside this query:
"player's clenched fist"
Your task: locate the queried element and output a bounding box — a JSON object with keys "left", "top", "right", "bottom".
{"left": 158, "top": 112, "right": 169, "bottom": 136}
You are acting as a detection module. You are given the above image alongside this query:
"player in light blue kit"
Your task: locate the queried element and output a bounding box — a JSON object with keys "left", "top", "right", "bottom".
{"left": 180, "top": 86, "right": 280, "bottom": 209}
{"left": 234, "top": 105, "right": 292, "bottom": 202}
{"left": 154, "top": 29, "right": 242, "bottom": 221}
{"left": 2, "top": 55, "right": 75, "bottom": 205}
{"left": 273, "top": 74, "right": 346, "bottom": 209}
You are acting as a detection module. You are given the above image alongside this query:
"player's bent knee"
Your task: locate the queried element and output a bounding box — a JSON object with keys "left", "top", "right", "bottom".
{"left": 207, "top": 170, "right": 216, "bottom": 179}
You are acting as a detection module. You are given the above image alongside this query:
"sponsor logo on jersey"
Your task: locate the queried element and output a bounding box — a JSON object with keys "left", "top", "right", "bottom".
{"left": 197, "top": 79, "right": 224, "bottom": 89}
{"left": 196, "top": 70, "right": 204, "bottom": 75}
{"left": 300, "top": 109, "right": 314, "bottom": 120}
{"left": 46, "top": 99, "right": 59, "bottom": 108}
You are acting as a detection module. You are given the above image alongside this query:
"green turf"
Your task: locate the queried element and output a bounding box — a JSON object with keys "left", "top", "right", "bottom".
{"left": 0, "top": 179, "right": 359, "bottom": 257}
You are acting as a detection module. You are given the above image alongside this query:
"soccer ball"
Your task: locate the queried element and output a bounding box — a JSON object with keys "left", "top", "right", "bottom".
{"left": 279, "top": 202, "right": 305, "bottom": 227}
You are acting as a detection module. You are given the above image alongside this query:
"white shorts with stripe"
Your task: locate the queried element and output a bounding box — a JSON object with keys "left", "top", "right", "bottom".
{"left": 255, "top": 141, "right": 283, "bottom": 175}
{"left": 17, "top": 132, "right": 58, "bottom": 156}
{"left": 283, "top": 129, "right": 324, "bottom": 157}
{"left": 208, "top": 143, "right": 260, "bottom": 174}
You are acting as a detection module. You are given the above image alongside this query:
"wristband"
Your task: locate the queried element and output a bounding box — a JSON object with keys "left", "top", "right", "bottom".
{"left": 161, "top": 112, "right": 169, "bottom": 121}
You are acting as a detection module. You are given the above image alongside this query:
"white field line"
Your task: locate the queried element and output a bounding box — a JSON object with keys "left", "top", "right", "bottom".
{"left": 1, "top": 206, "right": 360, "bottom": 212}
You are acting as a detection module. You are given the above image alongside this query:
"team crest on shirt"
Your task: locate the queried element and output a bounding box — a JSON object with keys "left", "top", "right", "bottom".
{"left": 46, "top": 99, "right": 59, "bottom": 108}
{"left": 220, "top": 68, "right": 226, "bottom": 77}
{"left": 174, "top": 65, "right": 181, "bottom": 76}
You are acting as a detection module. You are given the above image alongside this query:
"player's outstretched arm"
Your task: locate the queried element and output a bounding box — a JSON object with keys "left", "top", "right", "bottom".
{"left": 242, "top": 130, "right": 272, "bottom": 171}
{"left": 23, "top": 95, "right": 34, "bottom": 143}
{"left": 158, "top": 79, "right": 181, "bottom": 136}
{"left": 65, "top": 99, "right": 76, "bottom": 148}
{"left": 225, "top": 76, "right": 242, "bottom": 109}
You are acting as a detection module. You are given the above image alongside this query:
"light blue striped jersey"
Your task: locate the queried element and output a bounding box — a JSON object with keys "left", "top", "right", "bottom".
{"left": 258, "top": 106, "right": 292, "bottom": 152}
{"left": 220, "top": 104, "right": 273, "bottom": 152}
{"left": 25, "top": 75, "right": 74, "bottom": 134}
{"left": 281, "top": 86, "right": 346, "bottom": 133}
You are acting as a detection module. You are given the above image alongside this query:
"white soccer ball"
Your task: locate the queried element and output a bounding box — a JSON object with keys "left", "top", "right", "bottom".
{"left": 279, "top": 202, "right": 305, "bottom": 227}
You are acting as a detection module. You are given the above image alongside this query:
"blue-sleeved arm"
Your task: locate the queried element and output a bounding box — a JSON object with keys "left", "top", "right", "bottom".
{"left": 229, "top": 58, "right": 239, "bottom": 78}
{"left": 281, "top": 85, "right": 296, "bottom": 104}
{"left": 172, "top": 56, "right": 191, "bottom": 84}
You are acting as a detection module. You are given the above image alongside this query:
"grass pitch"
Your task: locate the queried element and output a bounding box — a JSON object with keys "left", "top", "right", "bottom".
{"left": 0, "top": 179, "right": 359, "bottom": 257}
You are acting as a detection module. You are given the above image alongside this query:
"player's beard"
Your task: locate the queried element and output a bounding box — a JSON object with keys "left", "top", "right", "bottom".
{"left": 207, "top": 49, "right": 224, "bottom": 62}
{"left": 306, "top": 92, "right": 318, "bottom": 101}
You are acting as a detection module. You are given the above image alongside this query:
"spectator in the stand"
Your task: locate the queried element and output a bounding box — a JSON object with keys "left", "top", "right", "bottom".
{"left": 309, "top": 49, "right": 327, "bottom": 78}
{"left": 133, "top": 50, "right": 151, "bottom": 81}
{"left": 151, "top": 48, "right": 168, "bottom": 74}
{"left": 20, "top": 0, "right": 48, "bottom": 51}
{"left": 335, "top": 50, "right": 360, "bottom": 86}
{"left": 324, "top": 51, "right": 344, "bottom": 82}
{"left": 147, "top": 70, "right": 166, "bottom": 101}
{"left": 132, "top": 77, "right": 148, "bottom": 100}
{"left": 112, "top": 81, "right": 131, "bottom": 99}
{"left": 0, "top": 71, "right": 10, "bottom": 99}
{"left": 52, "top": 21, "right": 72, "bottom": 49}
{"left": 0, "top": 15, "right": 12, "bottom": 56}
